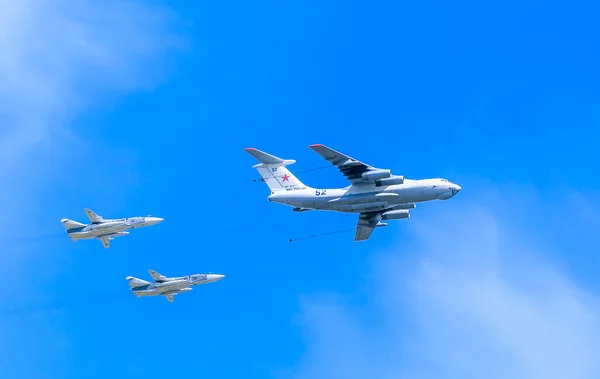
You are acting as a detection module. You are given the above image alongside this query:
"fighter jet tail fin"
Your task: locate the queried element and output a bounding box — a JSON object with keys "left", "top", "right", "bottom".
{"left": 148, "top": 270, "right": 169, "bottom": 282}
{"left": 245, "top": 148, "right": 309, "bottom": 192}
{"left": 126, "top": 276, "right": 151, "bottom": 287}
{"left": 84, "top": 208, "right": 104, "bottom": 224}
{"left": 61, "top": 219, "right": 86, "bottom": 230}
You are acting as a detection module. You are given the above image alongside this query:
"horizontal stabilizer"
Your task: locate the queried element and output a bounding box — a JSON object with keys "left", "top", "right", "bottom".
{"left": 61, "top": 219, "right": 86, "bottom": 230}
{"left": 245, "top": 148, "right": 295, "bottom": 167}
{"left": 126, "top": 276, "right": 150, "bottom": 288}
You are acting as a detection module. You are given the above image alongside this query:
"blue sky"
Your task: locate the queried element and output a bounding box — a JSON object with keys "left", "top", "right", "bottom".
{"left": 1, "top": 0, "right": 600, "bottom": 378}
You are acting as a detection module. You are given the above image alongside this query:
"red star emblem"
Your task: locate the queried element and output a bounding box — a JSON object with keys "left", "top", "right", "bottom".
{"left": 282, "top": 174, "right": 289, "bottom": 182}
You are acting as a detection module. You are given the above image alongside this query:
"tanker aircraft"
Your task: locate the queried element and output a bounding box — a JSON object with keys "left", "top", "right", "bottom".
{"left": 61, "top": 208, "right": 163, "bottom": 248}
{"left": 245, "top": 144, "right": 461, "bottom": 241}
{"left": 127, "top": 270, "right": 226, "bottom": 302}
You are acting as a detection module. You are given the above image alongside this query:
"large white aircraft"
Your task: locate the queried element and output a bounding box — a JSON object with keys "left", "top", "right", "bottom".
{"left": 127, "top": 270, "right": 226, "bottom": 302}
{"left": 61, "top": 208, "right": 164, "bottom": 248}
{"left": 246, "top": 144, "right": 462, "bottom": 241}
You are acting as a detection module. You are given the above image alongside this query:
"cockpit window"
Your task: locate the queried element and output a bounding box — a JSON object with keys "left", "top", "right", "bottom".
{"left": 441, "top": 179, "right": 449, "bottom": 182}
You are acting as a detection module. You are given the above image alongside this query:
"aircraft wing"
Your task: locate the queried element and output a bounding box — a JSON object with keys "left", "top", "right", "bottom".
{"left": 98, "top": 235, "right": 110, "bottom": 248}
{"left": 308, "top": 144, "right": 387, "bottom": 185}
{"left": 355, "top": 212, "right": 385, "bottom": 241}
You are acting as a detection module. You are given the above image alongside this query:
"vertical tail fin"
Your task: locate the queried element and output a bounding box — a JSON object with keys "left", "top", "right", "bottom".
{"left": 148, "top": 270, "right": 169, "bottom": 282}
{"left": 84, "top": 208, "right": 104, "bottom": 224}
{"left": 245, "top": 148, "right": 309, "bottom": 192}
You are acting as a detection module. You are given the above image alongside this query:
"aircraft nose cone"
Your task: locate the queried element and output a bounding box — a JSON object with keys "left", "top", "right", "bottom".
{"left": 146, "top": 217, "right": 164, "bottom": 225}
{"left": 208, "top": 274, "right": 226, "bottom": 282}
{"left": 450, "top": 184, "right": 461, "bottom": 197}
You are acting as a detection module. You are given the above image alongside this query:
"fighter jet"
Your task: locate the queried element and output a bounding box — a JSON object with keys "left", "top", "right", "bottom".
{"left": 245, "top": 144, "right": 462, "bottom": 241}
{"left": 126, "top": 270, "right": 226, "bottom": 302}
{"left": 61, "top": 208, "right": 163, "bottom": 248}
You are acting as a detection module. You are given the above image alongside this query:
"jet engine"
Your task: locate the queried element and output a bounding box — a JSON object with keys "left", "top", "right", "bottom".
{"left": 362, "top": 169, "right": 391, "bottom": 181}
{"left": 381, "top": 209, "right": 410, "bottom": 220}
{"left": 375, "top": 176, "right": 405, "bottom": 186}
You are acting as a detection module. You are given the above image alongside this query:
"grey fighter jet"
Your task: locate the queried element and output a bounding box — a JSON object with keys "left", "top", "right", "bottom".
{"left": 246, "top": 144, "right": 462, "bottom": 241}
{"left": 61, "top": 208, "right": 163, "bottom": 248}
{"left": 127, "top": 270, "right": 226, "bottom": 302}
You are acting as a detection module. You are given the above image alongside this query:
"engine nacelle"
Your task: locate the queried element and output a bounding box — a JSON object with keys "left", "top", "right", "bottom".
{"left": 381, "top": 209, "right": 410, "bottom": 220}
{"left": 362, "top": 169, "right": 391, "bottom": 181}
{"left": 375, "top": 176, "right": 405, "bottom": 186}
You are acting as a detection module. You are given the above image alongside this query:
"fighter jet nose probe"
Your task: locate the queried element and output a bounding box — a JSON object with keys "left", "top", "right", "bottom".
{"left": 61, "top": 208, "right": 164, "bottom": 248}
{"left": 246, "top": 144, "right": 462, "bottom": 241}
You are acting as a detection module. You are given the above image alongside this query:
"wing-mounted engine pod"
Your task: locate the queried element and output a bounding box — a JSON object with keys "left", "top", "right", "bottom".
{"left": 375, "top": 176, "right": 405, "bottom": 186}
{"left": 381, "top": 209, "right": 410, "bottom": 220}
{"left": 362, "top": 169, "right": 391, "bottom": 181}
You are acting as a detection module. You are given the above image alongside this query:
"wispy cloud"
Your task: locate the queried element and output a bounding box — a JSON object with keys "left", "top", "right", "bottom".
{"left": 0, "top": 0, "right": 181, "bottom": 231}
{"left": 0, "top": 1, "right": 180, "bottom": 375}
{"left": 287, "top": 182, "right": 600, "bottom": 379}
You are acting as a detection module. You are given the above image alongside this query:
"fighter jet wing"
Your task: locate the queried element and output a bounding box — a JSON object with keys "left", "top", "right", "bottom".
{"left": 355, "top": 212, "right": 385, "bottom": 241}
{"left": 308, "top": 144, "right": 386, "bottom": 185}
{"left": 98, "top": 235, "right": 110, "bottom": 248}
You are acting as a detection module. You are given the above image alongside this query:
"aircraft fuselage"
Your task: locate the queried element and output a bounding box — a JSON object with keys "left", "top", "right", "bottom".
{"left": 131, "top": 274, "right": 225, "bottom": 298}
{"left": 268, "top": 178, "right": 461, "bottom": 213}
{"left": 66, "top": 217, "right": 161, "bottom": 240}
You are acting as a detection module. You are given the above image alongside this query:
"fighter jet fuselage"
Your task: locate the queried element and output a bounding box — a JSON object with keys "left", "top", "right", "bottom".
{"left": 127, "top": 271, "right": 225, "bottom": 302}
{"left": 61, "top": 208, "right": 163, "bottom": 248}
{"left": 65, "top": 218, "right": 158, "bottom": 239}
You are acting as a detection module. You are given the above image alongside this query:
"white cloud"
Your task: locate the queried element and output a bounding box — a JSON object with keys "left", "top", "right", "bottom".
{"left": 0, "top": 0, "right": 180, "bottom": 375}
{"left": 288, "top": 183, "right": 600, "bottom": 379}
{"left": 0, "top": 0, "right": 181, "bottom": 234}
